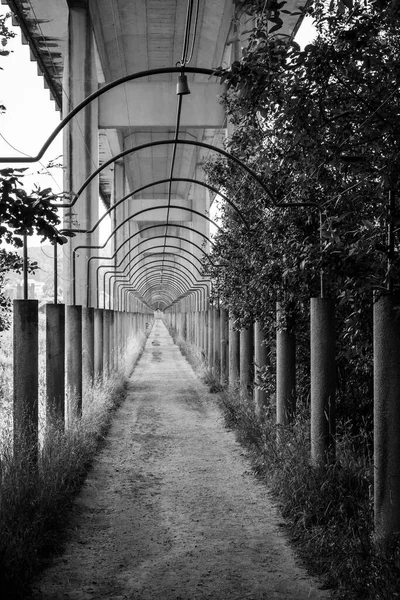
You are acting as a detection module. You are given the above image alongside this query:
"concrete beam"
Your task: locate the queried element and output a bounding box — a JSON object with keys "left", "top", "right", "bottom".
{"left": 130, "top": 199, "right": 193, "bottom": 222}
{"left": 99, "top": 82, "right": 225, "bottom": 128}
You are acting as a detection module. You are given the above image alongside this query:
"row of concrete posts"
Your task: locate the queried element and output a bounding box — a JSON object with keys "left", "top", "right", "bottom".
{"left": 13, "top": 299, "right": 152, "bottom": 463}
{"left": 166, "top": 293, "right": 400, "bottom": 547}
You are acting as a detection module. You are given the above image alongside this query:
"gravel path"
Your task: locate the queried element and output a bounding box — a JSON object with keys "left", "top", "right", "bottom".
{"left": 31, "top": 319, "right": 329, "bottom": 600}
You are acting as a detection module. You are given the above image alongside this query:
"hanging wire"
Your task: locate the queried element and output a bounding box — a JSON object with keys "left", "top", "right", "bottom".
{"left": 0, "top": 132, "right": 63, "bottom": 192}
{"left": 158, "top": 0, "right": 203, "bottom": 301}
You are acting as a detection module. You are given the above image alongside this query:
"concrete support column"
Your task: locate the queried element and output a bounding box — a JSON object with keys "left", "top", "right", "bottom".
{"left": 82, "top": 306, "right": 95, "bottom": 386}
{"left": 373, "top": 292, "right": 400, "bottom": 545}
{"left": 62, "top": 3, "right": 99, "bottom": 305}
{"left": 13, "top": 300, "right": 38, "bottom": 461}
{"left": 66, "top": 305, "right": 83, "bottom": 425}
{"left": 45, "top": 303, "right": 65, "bottom": 429}
{"left": 240, "top": 325, "right": 254, "bottom": 396}
{"left": 94, "top": 308, "right": 104, "bottom": 379}
{"left": 220, "top": 308, "right": 229, "bottom": 385}
{"left": 254, "top": 321, "right": 268, "bottom": 419}
{"left": 213, "top": 308, "right": 221, "bottom": 378}
{"left": 310, "top": 297, "right": 336, "bottom": 466}
{"left": 229, "top": 316, "right": 240, "bottom": 387}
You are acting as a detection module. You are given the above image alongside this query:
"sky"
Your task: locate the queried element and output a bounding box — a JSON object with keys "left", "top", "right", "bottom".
{"left": 0, "top": 6, "right": 63, "bottom": 193}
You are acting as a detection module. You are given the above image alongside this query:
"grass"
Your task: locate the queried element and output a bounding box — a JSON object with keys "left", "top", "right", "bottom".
{"left": 0, "top": 323, "right": 148, "bottom": 599}
{"left": 171, "top": 329, "right": 400, "bottom": 600}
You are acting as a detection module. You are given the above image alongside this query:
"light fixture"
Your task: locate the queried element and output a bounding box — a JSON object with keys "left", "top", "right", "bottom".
{"left": 176, "top": 73, "right": 191, "bottom": 95}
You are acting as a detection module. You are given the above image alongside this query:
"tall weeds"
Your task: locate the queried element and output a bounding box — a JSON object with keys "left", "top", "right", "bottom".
{"left": 218, "top": 389, "right": 400, "bottom": 600}
{"left": 0, "top": 326, "right": 148, "bottom": 599}
{"left": 171, "top": 330, "right": 400, "bottom": 600}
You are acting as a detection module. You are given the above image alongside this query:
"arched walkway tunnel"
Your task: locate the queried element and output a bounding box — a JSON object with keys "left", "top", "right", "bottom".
{"left": 2, "top": 1, "right": 400, "bottom": 596}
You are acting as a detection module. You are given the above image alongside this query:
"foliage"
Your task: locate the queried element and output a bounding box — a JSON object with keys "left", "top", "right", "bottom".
{"left": 0, "top": 169, "right": 73, "bottom": 330}
{"left": 0, "top": 14, "right": 71, "bottom": 330}
{"left": 0, "top": 376, "right": 126, "bottom": 599}
{"left": 0, "top": 11, "right": 15, "bottom": 114}
{"left": 217, "top": 387, "right": 400, "bottom": 600}
{"left": 0, "top": 248, "right": 37, "bottom": 330}
{"left": 206, "top": 0, "right": 400, "bottom": 423}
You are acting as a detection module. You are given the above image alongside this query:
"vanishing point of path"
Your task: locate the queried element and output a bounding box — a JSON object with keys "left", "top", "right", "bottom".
{"left": 32, "top": 319, "right": 329, "bottom": 600}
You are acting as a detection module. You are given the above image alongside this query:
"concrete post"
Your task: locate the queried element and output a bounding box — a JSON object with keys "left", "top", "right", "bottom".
{"left": 254, "top": 321, "right": 268, "bottom": 419}
{"left": 109, "top": 310, "right": 115, "bottom": 372}
{"left": 13, "top": 300, "right": 38, "bottom": 461}
{"left": 207, "top": 308, "right": 214, "bottom": 369}
{"left": 82, "top": 306, "right": 94, "bottom": 386}
{"left": 213, "top": 308, "right": 221, "bottom": 378}
{"left": 310, "top": 297, "right": 336, "bottom": 466}
{"left": 45, "top": 303, "right": 65, "bottom": 429}
{"left": 94, "top": 308, "right": 103, "bottom": 379}
{"left": 240, "top": 325, "right": 254, "bottom": 396}
{"left": 220, "top": 308, "right": 229, "bottom": 385}
{"left": 65, "top": 305, "right": 83, "bottom": 425}
{"left": 229, "top": 316, "right": 240, "bottom": 387}
{"left": 373, "top": 292, "right": 400, "bottom": 545}
{"left": 276, "top": 303, "right": 296, "bottom": 426}
{"left": 103, "top": 309, "right": 110, "bottom": 376}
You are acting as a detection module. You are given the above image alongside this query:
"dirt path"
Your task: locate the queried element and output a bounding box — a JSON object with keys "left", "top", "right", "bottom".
{"left": 31, "top": 319, "right": 329, "bottom": 600}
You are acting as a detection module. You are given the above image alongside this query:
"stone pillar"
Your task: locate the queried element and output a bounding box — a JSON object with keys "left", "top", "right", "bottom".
{"left": 373, "top": 292, "right": 400, "bottom": 545}
{"left": 13, "top": 300, "right": 38, "bottom": 461}
{"left": 254, "top": 321, "right": 268, "bottom": 419}
{"left": 240, "top": 325, "right": 254, "bottom": 396}
{"left": 220, "top": 308, "right": 229, "bottom": 385}
{"left": 65, "top": 304, "right": 83, "bottom": 425}
{"left": 63, "top": 3, "right": 99, "bottom": 306}
{"left": 310, "top": 297, "right": 336, "bottom": 466}
{"left": 229, "top": 316, "right": 240, "bottom": 387}
{"left": 45, "top": 303, "right": 65, "bottom": 428}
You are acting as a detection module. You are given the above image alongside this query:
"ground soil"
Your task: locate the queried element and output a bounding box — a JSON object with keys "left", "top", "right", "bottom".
{"left": 31, "top": 319, "right": 330, "bottom": 600}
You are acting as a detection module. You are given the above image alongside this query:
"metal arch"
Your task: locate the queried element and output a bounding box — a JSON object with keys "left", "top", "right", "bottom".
{"left": 62, "top": 139, "right": 275, "bottom": 209}
{"left": 135, "top": 279, "right": 188, "bottom": 304}
{"left": 132, "top": 269, "right": 196, "bottom": 298}
{"left": 91, "top": 223, "right": 214, "bottom": 307}
{"left": 61, "top": 177, "right": 250, "bottom": 231}
{"left": 97, "top": 239, "right": 212, "bottom": 308}
{"left": 110, "top": 249, "right": 205, "bottom": 285}
{"left": 104, "top": 247, "right": 207, "bottom": 309}
{"left": 0, "top": 65, "right": 275, "bottom": 205}
{"left": 80, "top": 213, "right": 217, "bottom": 306}
{"left": 113, "top": 265, "right": 195, "bottom": 296}
{"left": 0, "top": 67, "right": 223, "bottom": 164}
{"left": 109, "top": 256, "right": 206, "bottom": 308}
{"left": 166, "top": 283, "right": 209, "bottom": 311}
{"left": 129, "top": 262, "right": 200, "bottom": 293}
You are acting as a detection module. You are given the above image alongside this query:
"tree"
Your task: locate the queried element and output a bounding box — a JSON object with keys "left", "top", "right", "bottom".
{"left": 207, "top": 0, "right": 400, "bottom": 422}
{"left": 0, "top": 13, "right": 72, "bottom": 330}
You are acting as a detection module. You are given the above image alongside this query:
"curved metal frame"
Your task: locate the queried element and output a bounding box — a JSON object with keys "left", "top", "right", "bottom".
{"left": 93, "top": 224, "right": 214, "bottom": 307}
{"left": 106, "top": 247, "right": 206, "bottom": 309}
